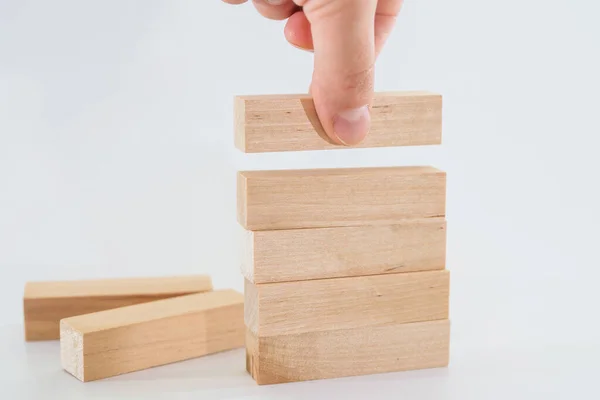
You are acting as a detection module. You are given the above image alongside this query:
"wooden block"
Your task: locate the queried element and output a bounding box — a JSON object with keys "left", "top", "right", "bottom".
{"left": 246, "top": 319, "right": 450, "bottom": 384}
{"left": 241, "top": 218, "right": 446, "bottom": 283}
{"left": 237, "top": 166, "right": 446, "bottom": 230}
{"left": 245, "top": 270, "right": 449, "bottom": 336}
{"left": 60, "top": 289, "right": 244, "bottom": 382}
{"left": 235, "top": 91, "right": 442, "bottom": 153}
{"left": 24, "top": 275, "right": 213, "bottom": 341}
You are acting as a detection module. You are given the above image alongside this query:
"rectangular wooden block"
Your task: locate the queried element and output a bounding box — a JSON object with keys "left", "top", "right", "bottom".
{"left": 235, "top": 91, "right": 442, "bottom": 153}
{"left": 246, "top": 319, "right": 450, "bottom": 385}
{"left": 24, "top": 275, "right": 213, "bottom": 341}
{"left": 245, "top": 270, "right": 449, "bottom": 337}
{"left": 237, "top": 166, "right": 446, "bottom": 231}
{"left": 241, "top": 218, "right": 446, "bottom": 283}
{"left": 60, "top": 289, "right": 244, "bottom": 382}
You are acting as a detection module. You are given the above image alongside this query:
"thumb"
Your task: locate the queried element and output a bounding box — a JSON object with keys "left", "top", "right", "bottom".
{"left": 298, "top": 0, "right": 377, "bottom": 146}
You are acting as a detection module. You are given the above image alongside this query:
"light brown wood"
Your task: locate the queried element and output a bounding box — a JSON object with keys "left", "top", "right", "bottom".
{"left": 237, "top": 166, "right": 446, "bottom": 231}
{"left": 60, "top": 290, "right": 244, "bottom": 382}
{"left": 24, "top": 275, "right": 213, "bottom": 341}
{"left": 245, "top": 270, "right": 449, "bottom": 336}
{"left": 234, "top": 91, "right": 442, "bottom": 153}
{"left": 241, "top": 218, "right": 446, "bottom": 283}
{"left": 246, "top": 319, "right": 450, "bottom": 384}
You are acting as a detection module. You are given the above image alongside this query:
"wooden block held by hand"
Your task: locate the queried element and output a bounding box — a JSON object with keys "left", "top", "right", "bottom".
{"left": 60, "top": 289, "right": 244, "bottom": 382}
{"left": 237, "top": 166, "right": 446, "bottom": 230}
{"left": 241, "top": 218, "right": 447, "bottom": 283}
{"left": 246, "top": 320, "right": 450, "bottom": 385}
{"left": 235, "top": 91, "right": 442, "bottom": 153}
{"left": 24, "top": 275, "right": 213, "bottom": 341}
{"left": 245, "top": 270, "right": 449, "bottom": 337}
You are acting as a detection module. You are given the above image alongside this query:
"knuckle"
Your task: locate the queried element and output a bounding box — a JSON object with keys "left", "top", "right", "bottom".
{"left": 342, "top": 64, "right": 374, "bottom": 96}
{"left": 253, "top": 0, "right": 297, "bottom": 20}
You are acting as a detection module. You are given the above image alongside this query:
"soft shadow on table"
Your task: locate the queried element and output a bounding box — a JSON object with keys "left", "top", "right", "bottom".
{"left": 24, "top": 322, "right": 600, "bottom": 400}
{"left": 8, "top": 317, "right": 455, "bottom": 400}
{"left": 107, "top": 348, "right": 248, "bottom": 383}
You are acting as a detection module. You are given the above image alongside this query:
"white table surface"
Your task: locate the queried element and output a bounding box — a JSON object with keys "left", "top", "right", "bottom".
{"left": 2, "top": 323, "right": 598, "bottom": 400}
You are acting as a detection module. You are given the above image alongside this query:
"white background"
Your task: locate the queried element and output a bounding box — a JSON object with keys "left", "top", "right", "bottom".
{"left": 1, "top": 0, "right": 599, "bottom": 398}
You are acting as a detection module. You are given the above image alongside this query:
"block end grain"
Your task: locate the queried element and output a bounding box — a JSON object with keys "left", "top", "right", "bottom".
{"left": 60, "top": 321, "right": 84, "bottom": 382}
{"left": 245, "top": 329, "right": 263, "bottom": 383}
{"left": 236, "top": 172, "right": 248, "bottom": 228}
{"left": 435, "top": 94, "right": 443, "bottom": 143}
{"left": 234, "top": 96, "right": 247, "bottom": 152}
{"left": 244, "top": 279, "right": 259, "bottom": 335}
{"left": 23, "top": 282, "right": 34, "bottom": 298}
{"left": 239, "top": 227, "right": 255, "bottom": 282}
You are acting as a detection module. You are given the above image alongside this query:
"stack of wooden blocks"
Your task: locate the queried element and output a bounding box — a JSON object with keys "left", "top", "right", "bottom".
{"left": 236, "top": 92, "right": 450, "bottom": 384}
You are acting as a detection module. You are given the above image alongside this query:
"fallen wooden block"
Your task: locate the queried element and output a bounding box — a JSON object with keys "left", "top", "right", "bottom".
{"left": 241, "top": 218, "right": 446, "bottom": 283}
{"left": 246, "top": 319, "right": 450, "bottom": 385}
{"left": 60, "top": 289, "right": 244, "bottom": 382}
{"left": 245, "top": 270, "right": 449, "bottom": 337}
{"left": 237, "top": 166, "right": 446, "bottom": 231}
{"left": 24, "top": 275, "right": 212, "bottom": 341}
{"left": 235, "top": 91, "right": 442, "bottom": 153}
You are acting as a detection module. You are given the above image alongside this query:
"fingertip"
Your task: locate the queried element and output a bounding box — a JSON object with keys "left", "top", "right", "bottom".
{"left": 310, "top": 62, "right": 375, "bottom": 146}
{"left": 284, "top": 11, "right": 314, "bottom": 51}
{"left": 309, "top": 82, "right": 372, "bottom": 147}
{"left": 332, "top": 106, "right": 371, "bottom": 146}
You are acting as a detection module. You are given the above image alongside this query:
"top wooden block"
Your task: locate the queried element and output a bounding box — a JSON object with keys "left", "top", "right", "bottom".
{"left": 235, "top": 91, "right": 442, "bottom": 153}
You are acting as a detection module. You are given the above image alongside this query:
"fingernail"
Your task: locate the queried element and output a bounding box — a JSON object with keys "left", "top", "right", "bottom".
{"left": 333, "top": 105, "right": 370, "bottom": 145}
{"left": 264, "top": 0, "right": 286, "bottom": 5}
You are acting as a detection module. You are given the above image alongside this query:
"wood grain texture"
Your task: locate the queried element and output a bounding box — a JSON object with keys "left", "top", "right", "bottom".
{"left": 24, "top": 275, "right": 212, "bottom": 341}
{"left": 241, "top": 218, "right": 446, "bottom": 283}
{"left": 234, "top": 91, "right": 442, "bottom": 153}
{"left": 245, "top": 270, "right": 449, "bottom": 336}
{"left": 237, "top": 166, "right": 446, "bottom": 231}
{"left": 246, "top": 320, "right": 450, "bottom": 385}
{"left": 60, "top": 290, "right": 244, "bottom": 382}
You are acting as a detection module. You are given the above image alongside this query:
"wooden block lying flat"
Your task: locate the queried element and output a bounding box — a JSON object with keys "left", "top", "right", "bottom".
{"left": 237, "top": 166, "right": 446, "bottom": 231}
{"left": 24, "top": 275, "right": 212, "bottom": 341}
{"left": 241, "top": 218, "right": 446, "bottom": 283}
{"left": 235, "top": 91, "right": 442, "bottom": 153}
{"left": 60, "top": 289, "right": 244, "bottom": 382}
{"left": 245, "top": 270, "right": 449, "bottom": 336}
{"left": 246, "top": 319, "right": 450, "bottom": 385}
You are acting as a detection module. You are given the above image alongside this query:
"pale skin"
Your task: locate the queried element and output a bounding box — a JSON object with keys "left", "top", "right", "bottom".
{"left": 222, "top": 0, "right": 403, "bottom": 146}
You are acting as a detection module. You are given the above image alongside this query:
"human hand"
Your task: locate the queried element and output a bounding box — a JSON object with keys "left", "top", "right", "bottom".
{"left": 222, "top": 0, "right": 403, "bottom": 146}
